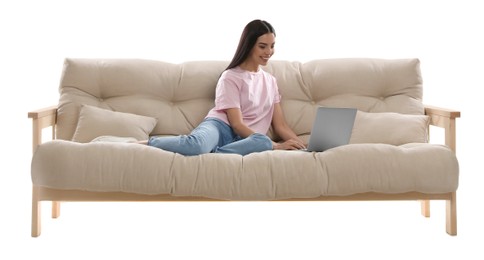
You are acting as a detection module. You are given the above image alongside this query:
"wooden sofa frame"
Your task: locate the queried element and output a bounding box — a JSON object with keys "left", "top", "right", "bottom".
{"left": 28, "top": 105, "right": 460, "bottom": 237}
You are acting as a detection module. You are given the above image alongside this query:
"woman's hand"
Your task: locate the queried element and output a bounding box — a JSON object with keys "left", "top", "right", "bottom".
{"left": 271, "top": 104, "right": 306, "bottom": 150}
{"left": 273, "top": 139, "right": 306, "bottom": 150}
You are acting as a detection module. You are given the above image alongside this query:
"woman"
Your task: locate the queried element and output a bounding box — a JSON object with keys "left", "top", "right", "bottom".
{"left": 145, "top": 19, "right": 305, "bottom": 155}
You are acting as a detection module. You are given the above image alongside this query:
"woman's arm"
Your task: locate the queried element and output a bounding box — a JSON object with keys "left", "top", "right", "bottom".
{"left": 271, "top": 103, "right": 306, "bottom": 150}
{"left": 225, "top": 108, "right": 256, "bottom": 138}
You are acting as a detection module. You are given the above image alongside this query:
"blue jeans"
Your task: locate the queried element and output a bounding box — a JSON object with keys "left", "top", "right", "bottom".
{"left": 148, "top": 118, "right": 273, "bottom": 156}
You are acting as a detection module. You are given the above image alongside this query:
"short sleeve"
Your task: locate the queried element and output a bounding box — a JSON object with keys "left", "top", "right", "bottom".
{"left": 214, "top": 73, "right": 241, "bottom": 110}
{"left": 273, "top": 76, "right": 281, "bottom": 103}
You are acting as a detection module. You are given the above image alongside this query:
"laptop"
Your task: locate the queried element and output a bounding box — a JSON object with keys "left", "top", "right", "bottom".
{"left": 305, "top": 106, "right": 357, "bottom": 152}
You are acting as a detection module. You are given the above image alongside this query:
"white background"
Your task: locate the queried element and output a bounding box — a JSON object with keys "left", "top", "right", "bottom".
{"left": 1, "top": 0, "right": 483, "bottom": 259}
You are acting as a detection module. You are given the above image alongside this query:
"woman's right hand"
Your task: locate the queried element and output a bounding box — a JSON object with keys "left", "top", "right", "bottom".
{"left": 273, "top": 139, "right": 306, "bottom": 150}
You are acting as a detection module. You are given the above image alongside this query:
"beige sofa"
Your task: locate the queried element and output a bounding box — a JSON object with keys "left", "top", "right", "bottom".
{"left": 28, "top": 58, "right": 460, "bottom": 237}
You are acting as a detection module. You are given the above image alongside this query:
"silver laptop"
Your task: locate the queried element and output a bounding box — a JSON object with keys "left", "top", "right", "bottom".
{"left": 306, "top": 106, "right": 357, "bottom": 152}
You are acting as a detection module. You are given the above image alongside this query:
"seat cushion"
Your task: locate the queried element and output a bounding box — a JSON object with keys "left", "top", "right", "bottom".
{"left": 31, "top": 141, "right": 459, "bottom": 200}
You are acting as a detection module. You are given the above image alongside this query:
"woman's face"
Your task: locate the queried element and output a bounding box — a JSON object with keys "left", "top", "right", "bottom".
{"left": 248, "top": 33, "right": 275, "bottom": 66}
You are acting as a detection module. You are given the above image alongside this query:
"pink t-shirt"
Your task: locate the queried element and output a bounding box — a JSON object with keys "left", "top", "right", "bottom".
{"left": 206, "top": 66, "right": 281, "bottom": 134}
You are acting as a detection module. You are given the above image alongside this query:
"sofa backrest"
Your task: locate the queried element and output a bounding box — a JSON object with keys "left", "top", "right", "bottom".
{"left": 56, "top": 58, "right": 423, "bottom": 141}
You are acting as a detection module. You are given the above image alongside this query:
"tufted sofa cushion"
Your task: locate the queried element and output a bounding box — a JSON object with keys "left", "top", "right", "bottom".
{"left": 56, "top": 58, "right": 423, "bottom": 141}
{"left": 32, "top": 140, "right": 458, "bottom": 199}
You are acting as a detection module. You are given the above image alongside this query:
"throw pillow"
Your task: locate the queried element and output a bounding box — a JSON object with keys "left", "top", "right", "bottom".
{"left": 71, "top": 105, "right": 158, "bottom": 143}
{"left": 349, "top": 111, "right": 429, "bottom": 145}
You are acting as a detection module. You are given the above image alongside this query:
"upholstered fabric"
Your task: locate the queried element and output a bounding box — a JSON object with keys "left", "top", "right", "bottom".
{"left": 32, "top": 140, "right": 458, "bottom": 199}
{"left": 56, "top": 59, "right": 227, "bottom": 141}
{"left": 72, "top": 105, "right": 157, "bottom": 143}
{"left": 56, "top": 58, "right": 423, "bottom": 141}
{"left": 349, "top": 111, "right": 429, "bottom": 145}
{"left": 30, "top": 58, "right": 459, "bottom": 200}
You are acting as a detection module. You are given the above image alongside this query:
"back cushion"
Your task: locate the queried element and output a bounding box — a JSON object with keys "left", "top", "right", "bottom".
{"left": 264, "top": 59, "right": 424, "bottom": 138}
{"left": 56, "top": 58, "right": 423, "bottom": 141}
{"left": 57, "top": 59, "right": 227, "bottom": 140}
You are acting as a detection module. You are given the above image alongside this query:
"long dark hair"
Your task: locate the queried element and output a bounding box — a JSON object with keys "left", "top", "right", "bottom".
{"left": 225, "top": 19, "right": 276, "bottom": 70}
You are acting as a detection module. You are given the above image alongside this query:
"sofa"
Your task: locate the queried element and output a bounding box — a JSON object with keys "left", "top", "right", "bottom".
{"left": 28, "top": 58, "right": 460, "bottom": 237}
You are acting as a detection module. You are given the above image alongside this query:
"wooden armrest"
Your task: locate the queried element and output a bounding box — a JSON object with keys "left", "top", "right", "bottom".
{"left": 424, "top": 104, "right": 460, "bottom": 152}
{"left": 28, "top": 105, "right": 58, "bottom": 152}
{"left": 28, "top": 105, "right": 58, "bottom": 119}
{"left": 424, "top": 105, "right": 460, "bottom": 119}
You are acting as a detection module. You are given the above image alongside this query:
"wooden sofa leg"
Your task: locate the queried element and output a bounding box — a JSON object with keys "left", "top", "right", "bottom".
{"left": 420, "top": 200, "right": 430, "bottom": 217}
{"left": 446, "top": 192, "right": 457, "bottom": 236}
{"left": 32, "top": 186, "right": 41, "bottom": 237}
{"left": 52, "top": 201, "right": 60, "bottom": 218}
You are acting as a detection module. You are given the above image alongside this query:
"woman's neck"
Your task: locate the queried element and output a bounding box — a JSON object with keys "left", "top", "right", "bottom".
{"left": 239, "top": 61, "right": 260, "bottom": 72}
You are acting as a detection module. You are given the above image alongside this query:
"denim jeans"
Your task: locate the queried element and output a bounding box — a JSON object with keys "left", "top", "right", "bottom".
{"left": 147, "top": 118, "right": 273, "bottom": 156}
